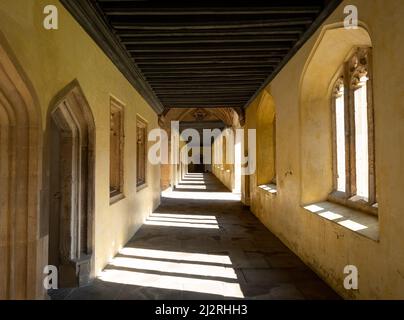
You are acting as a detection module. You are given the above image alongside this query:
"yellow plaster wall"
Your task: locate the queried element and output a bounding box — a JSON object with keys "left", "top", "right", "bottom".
{"left": 212, "top": 132, "right": 234, "bottom": 191}
{"left": 212, "top": 164, "right": 233, "bottom": 191}
{"left": 256, "top": 90, "right": 276, "bottom": 186}
{"left": 245, "top": 0, "right": 404, "bottom": 299}
{"left": 0, "top": 0, "right": 161, "bottom": 293}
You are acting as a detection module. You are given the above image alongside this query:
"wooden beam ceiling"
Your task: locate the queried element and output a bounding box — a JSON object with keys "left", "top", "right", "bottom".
{"left": 61, "top": 0, "right": 343, "bottom": 113}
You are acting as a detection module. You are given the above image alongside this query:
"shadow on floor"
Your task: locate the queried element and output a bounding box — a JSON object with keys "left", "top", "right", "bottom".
{"left": 49, "top": 173, "right": 340, "bottom": 300}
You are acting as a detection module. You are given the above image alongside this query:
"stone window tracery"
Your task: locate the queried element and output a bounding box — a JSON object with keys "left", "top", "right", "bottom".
{"left": 330, "top": 47, "right": 377, "bottom": 213}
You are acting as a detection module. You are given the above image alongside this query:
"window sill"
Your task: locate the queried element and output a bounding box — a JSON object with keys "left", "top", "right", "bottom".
{"left": 110, "top": 192, "right": 125, "bottom": 205}
{"left": 136, "top": 183, "right": 148, "bottom": 192}
{"left": 328, "top": 191, "right": 378, "bottom": 216}
{"left": 303, "top": 201, "right": 379, "bottom": 241}
{"left": 258, "top": 183, "right": 277, "bottom": 196}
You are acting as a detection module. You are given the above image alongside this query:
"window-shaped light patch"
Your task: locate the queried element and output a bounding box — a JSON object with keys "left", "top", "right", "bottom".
{"left": 303, "top": 204, "right": 324, "bottom": 213}
{"left": 101, "top": 248, "right": 243, "bottom": 298}
{"left": 318, "top": 211, "right": 343, "bottom": 221}
{"left": 258, "top": 184, "right": 277, "bottom": 194}
{"left": 119, "top": 248, "right": 232, "bottom": 265}
{"left": 338, "top": 219, "right": 367, "bottom": 231}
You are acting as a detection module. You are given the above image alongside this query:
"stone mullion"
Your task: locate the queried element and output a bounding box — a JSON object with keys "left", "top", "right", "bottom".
{"left": 366, "top": 49, "right": 377, "bottom": 205}
{"left": 344, "top": 61, "right": 355, "bottom": 198}
{"left": 331, "top": 77, "right": 343, "bottom": 193}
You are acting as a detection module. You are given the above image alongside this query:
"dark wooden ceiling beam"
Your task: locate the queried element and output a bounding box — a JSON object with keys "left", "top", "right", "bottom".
{"left": 160, "top": 97, "right": 249, "bottom": 101}
{"left": 160, "top": 95, "right": 249, "bottom": 99}
{"left": 151, "top": 85, "right": 263, "bottom": 89}
{"left": 148, "top": 77, "right": 265, "bottom": 82}
{"left": 146, "top": 74, "right": 267, "bottom": 80}
{"left": 132, "top": 52, "right": 287, "bottom": 60}
{"left": 154, "top": 84, "right": 259, "bottom": 89}
{"left": 128, "top": 46, "right": 291, "bottom": 53}
{"left": 62, "top": 0, "right": 341, "bottom": 112}
{"left": 142, "top": 72, "right": 271, "bottom": 77}
{"left": 164, "top": 105, "right": 244, "bottom": 109}
{"left": 162, "top": 104, "right": 248, "bottom": 108}
{"left": 135, "top": 58, "right": 281, "bottom": 65}
{"left": 160, "top": 98, "right": 251, "bottom": 102}
{"left": 161, "top": 101, "right": 250, "bottom": 105}
{"left": 242, "top": 0, "right": 343, "bottom": 109}
{"left": 152, "top": 84, "right": 262, "bottom": 89}
{"left": 116, "top": 28, "right": 305, "bottom": 37}
{"left": 161, "top": 99, "right": 248, "bottom": 102}
{"left": 102, "top": 6, "right": 321, "bottom": 16}
{"left": 112, "top": 18, "right": 313, "bottom": 30}
{"left": 153, "top": 82, "right": 266, "bottom": 91}
{"left": 156, "top": 90, "right": 256, "bottom": 94}
{"left": 120, "top": 35, "right": 298, "bottom": 45}
{"left": 156, "top": 91, "right": 259, "bottom": 96}
{"left": 163, "top": 101, "right": 245, "bottom": 104}
{"left": 143, "top": 72, "right": 269, "bottom": 78}
{"left": 149, "top": 82, "right": 265, "bottom": 87}
{"left": 140, "top": 65, "right": 276, "bottom": 71}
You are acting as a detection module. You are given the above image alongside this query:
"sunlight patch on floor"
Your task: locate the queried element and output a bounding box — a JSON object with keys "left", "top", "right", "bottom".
{"left": 150, "top": 213, "right": 217, "bottom": 220}
{"left": 119, "top": 248, "right": 232, "bottom": 265}
{"left": 162, "top": 189, "right": 241, "bottom": 201}
{"left": 99, "top": 247, "right": 243, "bottom": 298}
{"left": 99, "top": 269, "right": 244, "bottom": 298}
{"left": 175, "top": 184, "right": 207, "bottom": 190}
{"left": 109, "top": 256, "right": 237, "bottom": 279}
{"left": 147, "top": 216, "right": 218, "bottom": 225}
{"left": 144, "top": 219, "right": 219, "bottom": 229}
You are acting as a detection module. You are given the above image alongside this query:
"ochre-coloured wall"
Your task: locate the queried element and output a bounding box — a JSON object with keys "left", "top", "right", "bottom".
{"left": 0, "top": 0, "right": 161, "bottom": 297}
{"left": 212, "top": 131, "right": 234, "bottom": 191}
{"left": 212, "top": 164, "right": 233, "bottom": 191}
{"left": 256, "top": 90, "right": 276, "bottom": 186}
{"left": 244, "top": 0, "right": 404, "bottom": 299}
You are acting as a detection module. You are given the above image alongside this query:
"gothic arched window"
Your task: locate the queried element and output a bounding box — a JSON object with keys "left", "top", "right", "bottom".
{"left": 330, "top": 47, "right": 377, "bottom": 213}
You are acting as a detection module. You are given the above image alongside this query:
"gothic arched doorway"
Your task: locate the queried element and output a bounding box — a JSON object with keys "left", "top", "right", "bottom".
{"left": 48, "top": 82, "right": 95, "bottom": 288}
{"left": 0, "top": 35, "right": 42, "bottom": 299}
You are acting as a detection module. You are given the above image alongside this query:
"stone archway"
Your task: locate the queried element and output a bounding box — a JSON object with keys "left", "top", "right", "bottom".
{"left": 47, "top": 82, "right": 95, "bottom": 288}
{"left": 256, "top": 90, "right": 276, "bottom": 186}
{"left": 0, "top": 35, "right": 42, "bottom": 299}
{"left": 299, "top": 24, "right": 372, "bottom": 204}
{"left": 159, "top": 107, "right": 243, "bottom": 190}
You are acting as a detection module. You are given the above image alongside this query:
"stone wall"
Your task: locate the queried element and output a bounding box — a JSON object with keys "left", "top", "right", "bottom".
{"left": 0, "top": 0, "right": 161, "bottom": 298}
{"left": 244, "top": 0, "right": 404, "bottom": 299}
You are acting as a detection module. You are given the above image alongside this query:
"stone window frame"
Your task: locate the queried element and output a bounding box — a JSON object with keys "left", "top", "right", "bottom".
{"left": 270, "top": 116, "right": 277, "bottom": 186}
{"left": 109, "top": 97, "right": 125, "bottom": 203}
{"left": 256, "top": 92, "right": 277, "bottom": 195}
{"left": 136, "top": 115, "right": 148, "bottom": 189}
{"left": 329, "top": 47, "right": 377, "bottom": 216}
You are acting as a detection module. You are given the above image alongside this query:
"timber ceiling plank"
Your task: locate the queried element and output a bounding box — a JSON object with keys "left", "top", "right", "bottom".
{"left": 61, "top": 0, "right": 343, "bottom": 112}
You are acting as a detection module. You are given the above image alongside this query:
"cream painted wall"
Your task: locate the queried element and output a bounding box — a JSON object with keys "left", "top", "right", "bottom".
{"left": 0, "top": 0, "right": 161, "bottom": 296}
{"left": 256, "top": 90, "right": 276, "bottom": 186}
{"left": 212, "top": 131, "right": 234, "bottom": 191}
{"left": 245, "top": 0, "right": 404, "bottom": 299}
{"left": 212, "top": 164, "right": 233, "bottom": 191}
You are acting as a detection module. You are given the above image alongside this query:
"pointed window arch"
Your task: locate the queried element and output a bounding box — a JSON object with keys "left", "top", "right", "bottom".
{"left": 330, "top": 47, "right": 377, "bottom": 210}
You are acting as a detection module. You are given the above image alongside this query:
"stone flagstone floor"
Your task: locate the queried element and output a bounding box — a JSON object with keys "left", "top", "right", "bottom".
{"left": 49, "top": 173, "right": 340, "bottom": 300}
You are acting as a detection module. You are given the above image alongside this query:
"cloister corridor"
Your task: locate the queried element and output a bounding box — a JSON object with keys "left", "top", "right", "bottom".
{"left": 49, "top": 173, "right": 339, "bottom": 300}
{"left": 2, "top": 0, "right": 404, "bottom": 302}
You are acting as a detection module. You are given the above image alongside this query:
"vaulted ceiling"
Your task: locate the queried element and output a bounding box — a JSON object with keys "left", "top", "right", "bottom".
{"left": 61, "top": 0, "right": 342, "bottom": 114}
